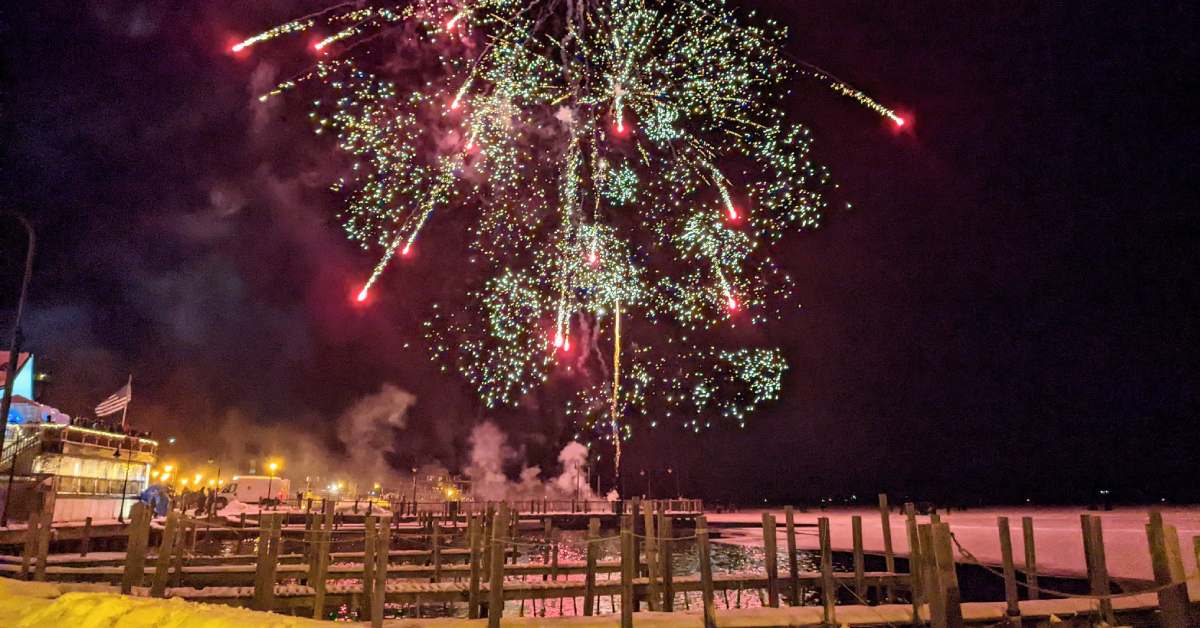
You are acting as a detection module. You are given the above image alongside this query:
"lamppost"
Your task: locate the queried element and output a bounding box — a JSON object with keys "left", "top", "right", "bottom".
{"left": 667, "top": 467, "right": 680, "bottom": 498}
{"left": 640, "top": 469, "right": 651, "bottom": 498}
{"left": 266, "top": 461, "right": 278, "bottom": 510}
{"left": 0, "top": 210, "right": 35, "bottom": 528}
{"left": 116, "top": 439, "right": 134, "bottom": 523}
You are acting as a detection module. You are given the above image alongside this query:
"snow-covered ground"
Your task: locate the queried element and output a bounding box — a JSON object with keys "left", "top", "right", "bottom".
{"left": 707, "top": 506, "right": 1200, "bottom": 581}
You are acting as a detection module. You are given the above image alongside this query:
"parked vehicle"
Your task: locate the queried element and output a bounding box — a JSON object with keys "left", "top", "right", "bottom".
{"left": 219, "top": 475, "right": 291, "bottom": 506}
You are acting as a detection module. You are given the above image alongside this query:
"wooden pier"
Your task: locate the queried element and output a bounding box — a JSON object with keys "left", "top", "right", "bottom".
{"left": 3, "top": 496, "right": 1200, "bottom": 627}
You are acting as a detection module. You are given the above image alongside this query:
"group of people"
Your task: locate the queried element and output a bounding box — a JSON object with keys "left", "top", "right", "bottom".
{"left": 67, "top": 416, "right": 152, "bottom": 439}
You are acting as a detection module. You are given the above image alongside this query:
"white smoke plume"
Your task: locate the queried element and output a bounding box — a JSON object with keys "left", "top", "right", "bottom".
{"left": 464, "top": 420, "right": 596, "bottom": 501}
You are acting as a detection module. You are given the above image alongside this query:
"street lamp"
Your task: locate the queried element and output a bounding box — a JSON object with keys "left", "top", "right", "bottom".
{"left": 266, "top": 461, "right": 279, "bottom": 510}
{"left": 667, "top": 467, "right": 680, "bottom": 498}
{"left": 0, "top": 210, "right": 35, "bottom": 528}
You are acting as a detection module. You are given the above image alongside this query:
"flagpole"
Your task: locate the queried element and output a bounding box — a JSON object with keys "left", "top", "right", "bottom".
{"left": 120, "top": 375, "right": 130, "bottom": 432}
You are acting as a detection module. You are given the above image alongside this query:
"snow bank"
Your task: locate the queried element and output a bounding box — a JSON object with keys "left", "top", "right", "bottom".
{"left": 0, "top": 576, "right": 329, "bottom": 627}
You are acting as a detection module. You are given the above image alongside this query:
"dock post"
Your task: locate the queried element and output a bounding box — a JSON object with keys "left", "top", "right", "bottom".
{"left": 904, "top": 503, "right": 924, "bottom": 621}
{"left": 645, "top": 501, "right": 661, "bottom": 610}
{"left": 1021, "top": 516, "right": 1038, "bottom": 600}
{"left": 620, "top": 516, "right": 635, "bottom": 626}
{"left": 818, "top": 516, "right": 836, "bottom": 625}
{"left": 763, "top": 512, "right": 780, "bottom": 607}
{"left": 1081, "top": 514, "right": 1116, "bottom": 624}
{"left": 20, "top": 506, "right": 41, "bottom": 579}
{"left": 372, "top": 515, "right": 389, "bottom": 628}
{"left": 930, "top": 522, "right": 964, "bottom": 628}
{"left": 785, "top": 506, "right": 799, "bottom": 606}
{"left": 80, "top": 516, "right": 92, "bottom": 557}
{"left": 312, "top": 499, "right": 334, "bottom": 620}
{"left": 878, "top": 494, "right": 896, "bottom": 602}
{"left": 30, "top": 510, "right": 51, "bottom": 582}
{"left": 432, "top": 514, "right": 442, "bottom": 582}
{"left": 584, "top": 517, "right": 599, "bottom": 616}
{"left": 487, "top": 505, "right": 507, "bottom": 628}
{"left": 468, "top": 514, "right": 483, "bottom": 618}
{"left": 120, "top": 502, "right": 150, "bottom": 593}
{"left": 1147, "top": 511, "right": 1188, "bottom": 628}
{"left": 363, "top": 515, "right": 377, "bottom": 615}
{"left": 997, "top": 516, "right": 1020, "bottom": 625}
{"left": 253, "top": 514, "right": 281, "bottom": 611}
{"left": 852, "top": 514, "right": 865, "bottom": 600}
{"left": 659, "top": 511, "right": 674, "bottom": 611}
{"left": 151, "top": 511, "right": 180, "bottom": 597}
{"left": 697, "top": 515, "right": 717, "bottom": 628}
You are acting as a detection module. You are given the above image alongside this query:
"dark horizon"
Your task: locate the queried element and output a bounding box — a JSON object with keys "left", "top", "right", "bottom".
{"left": 2, "top": 2, "right": 1197, "bottom": 506}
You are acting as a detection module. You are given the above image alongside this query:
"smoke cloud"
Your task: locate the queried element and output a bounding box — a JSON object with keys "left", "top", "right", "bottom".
{"left": 465, "top": 420, "right": 596, "bottom": 501}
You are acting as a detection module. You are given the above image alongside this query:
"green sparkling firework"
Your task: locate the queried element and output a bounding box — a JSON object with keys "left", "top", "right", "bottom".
{"left": 236, "top": 0, "right": 900, "bottom": 445}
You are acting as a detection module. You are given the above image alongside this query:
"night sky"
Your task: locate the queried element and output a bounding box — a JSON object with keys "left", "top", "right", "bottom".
{"left": 2, "top": 2, "right": 1197, "bottom": 505}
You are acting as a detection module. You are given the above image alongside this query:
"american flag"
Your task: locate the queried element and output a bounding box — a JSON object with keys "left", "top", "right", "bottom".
{"left": 95, "top": 379, "right": 132, "bottom": 417}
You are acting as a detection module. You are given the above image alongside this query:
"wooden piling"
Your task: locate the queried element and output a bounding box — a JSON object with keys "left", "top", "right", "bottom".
{"left": 80, "top": 516, "right": 92, "bottom": 557}
{"left": 1021, "top": 516, "right": 1038, "bottom": 600}
{"left": 468, "top": 515, "right": 483, "bottom": 619}
{"left": 852, "top": 514, "right": 865, "bottom": 600}
{"left": 620, "top": 520, "right": 635, "bottom": 628}
{"left": 151, "top": 511, "right": 180, "bottom": 597}
{"left": 697, "top": 515, "right": 717, "bottom": 628}
{"left": 997, "top": 516, "right": 1020, "bottom": 624}
{"left": 1147, "top": 511, "right": 1188, "bottom": 628}
{"left": 1080, "top": 514, "right": 1115, "bottom": 624}
{"left": 818, "top": 516, "right": 836, "bottom": 625}
{"left": 487, "top": 505, "right": 507, "bottom": 628}
{"left": 918, "top": 524, "right": 942, "bottom": 628}
{"left": 432, "top": 515, "right": 442, "bottom": 582}
{"left": 930, "top": 522, "right": 964, "bottom": 628}
{"left": 362, "top": 515, "right": 377, "bottom": 614}
{"left": 371, "top": 516, "right": 389, "bottom": 628}
{"left": 878, "top": 494, "right": 896, "bottom": 602}
{"left": 645, "top": 502, "right": 661, "bottom": 610}
{"left": 785, "top": 506, "right": 799, "bottom": 606}
{"left": 21, "top": 506, "right": 41, "bottom": 579}
{"left": 311, "top": 499, "right": 334, "bottom": 620}
{"left": 904, "top": 502, "right": 924, "bottom": 616}
{"left": 659, "top": 512, "right": 675, "bottom": 612}
{"left": 763, "top": 512, "right": 780, "bottom": 607}
{"left": 33, "top": 510, "right": 51, "bottom": 582}
{"left": 253, "top": 514, "right": 281, "bottom": 611}
{"left": 120, "top": 502, "right": 150, "bottom": 594}
{"left": 584, "top": 517, "right": 599, "bottom": 616}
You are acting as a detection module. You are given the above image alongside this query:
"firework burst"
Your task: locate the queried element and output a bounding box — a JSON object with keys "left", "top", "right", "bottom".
{"left": 237, "top": 0, "right": 901, "bottom": 469}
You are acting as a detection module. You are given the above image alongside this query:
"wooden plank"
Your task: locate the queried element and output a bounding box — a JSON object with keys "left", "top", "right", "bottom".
{"left": 80, "top": 517, "right": 92, "bottom": 557}
{"left": 785, "top": 506, "right": 799, "bottom": 606}
{"left": 487, "top": 505, "right": 507, "bottom": 628}
{"left": 659, "top": 512, "right": 674, "bottom": 612}
{"left": 468, "top": 514, "right": 483, "bottom": 619}
{"left": 253, "top": 514, "right": 281, "bottom": 611}
{"left": 620, "top": 521, "right": 635, "bottom": 628}
{"left": 696, "top": 515, "right": 717, "bottom": 628}
{"left": 997, "top": 516, "right": 1020, "bottom": 624}
{"left": 763, "top": 512, "right": 779, "bottom": 607}
{"left": 852, "top": 514, "right": 865, "bottom": 600}
{"left": 818, "top": 516, "right": 836, "bottom": 626}
{"left": 1021, "top": 516, "right": 1039, "bottom": 600}
{"left": 151, "top": 511, "right": 180, "bottom": 598}
{"left": 120, "top": 502, "right": 150, "bottom": 594}
{"left": 21, "top": 506, "right": 40, "bottom": 578}
{"left": 1142, "top": 511, "right": 1190, "bottom": 628}
{"left": 584, "top": 517, "right": 599, "bottom": 616}
{"left": 878, "top": 494, "right": 896, "bottom": 602}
